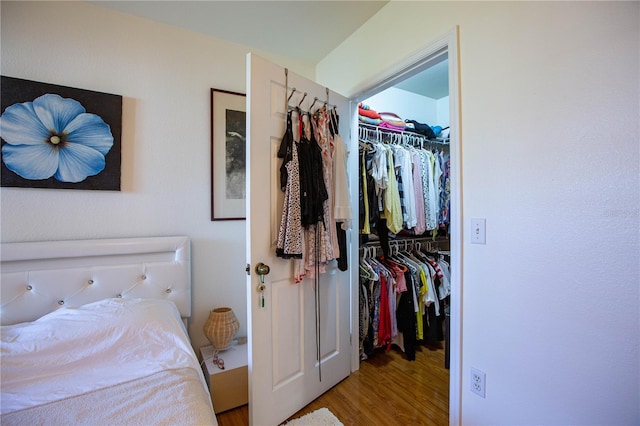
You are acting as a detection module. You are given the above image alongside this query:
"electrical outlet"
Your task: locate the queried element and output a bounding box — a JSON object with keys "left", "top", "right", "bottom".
{"left": 471, "top": 368, "right": 486, "bottom": 398}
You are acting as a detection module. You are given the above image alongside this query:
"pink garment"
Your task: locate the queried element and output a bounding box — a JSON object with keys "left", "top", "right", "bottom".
{"left": 379, "top": 112, "right": 406, "bottom": 128}
{"left": 378, "top": 121, "right": 405, "bottom": 131}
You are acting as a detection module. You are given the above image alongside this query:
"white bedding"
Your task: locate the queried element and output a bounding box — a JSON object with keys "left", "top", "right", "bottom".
{"left": 1, "top": 298, "right": 217, "bottom": 424}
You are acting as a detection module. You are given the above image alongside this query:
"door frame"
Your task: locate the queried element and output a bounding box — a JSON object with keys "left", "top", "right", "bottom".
{"left": 348, "top": 27, "right": 462, "bottom": 426}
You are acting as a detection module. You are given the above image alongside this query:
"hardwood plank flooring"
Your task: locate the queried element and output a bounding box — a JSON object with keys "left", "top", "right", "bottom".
{"left": 215, "top": 341, "right": 449, "bottom": 426}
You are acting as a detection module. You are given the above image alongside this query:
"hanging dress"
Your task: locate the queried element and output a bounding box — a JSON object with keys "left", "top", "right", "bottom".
{"left": 332, "top": 109, "right": 352, "bottom": 228}
{"left": 312, "top": 107, "right": 339, "bottom": 261}
{"left": 383, "top": 145, "right": 403, "bottom": 234}
{"left": 297, "top": 112, "right": 330, "bottom": 279}
{"left": 276, "top": 110, "right": 303, "bottom": 259}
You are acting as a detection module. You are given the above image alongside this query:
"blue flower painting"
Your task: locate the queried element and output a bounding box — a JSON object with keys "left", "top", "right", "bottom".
{"left": 1, "top": 94, "right": 113, "bottom": 182}
{"left": 1, "top": 76, "right": 122, "bottom": 190}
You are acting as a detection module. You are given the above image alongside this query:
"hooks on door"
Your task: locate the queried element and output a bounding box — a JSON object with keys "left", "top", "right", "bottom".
{"left": 297, "top": 92, "right": 307, "bottom": 107}
{"left": 287, "top": 87, "right": 296, "bottom": 103}
{"left": 283, "top": 68, "right": 337, "bottom": 113}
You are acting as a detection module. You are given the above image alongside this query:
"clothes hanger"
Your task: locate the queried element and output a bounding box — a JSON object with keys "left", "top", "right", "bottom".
{"left": 329, "top": 106, "right": 339, "bottom": 136}
{"left": 360, "top": 246, "right": 381, "bottom": 281}
{"left": 382, "top": 250, "right": 409, "bottom": 273}
{"left": 359, "top": 140, "right": 372, "bottom": 151}
{"left": 359, "top": 261, "right": 371, "bottom": 280}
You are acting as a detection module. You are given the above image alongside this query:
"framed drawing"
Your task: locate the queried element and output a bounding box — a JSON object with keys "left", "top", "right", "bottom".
{"left": 211, "top": 88, "right": 246, "bottom": 220}
{"left": 0, "top": 76, "right": 122, "bottom": 191}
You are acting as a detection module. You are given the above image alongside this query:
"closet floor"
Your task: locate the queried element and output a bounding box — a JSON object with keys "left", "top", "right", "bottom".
{"left": 215, "top": 341, "right": 449, "bottom": 426}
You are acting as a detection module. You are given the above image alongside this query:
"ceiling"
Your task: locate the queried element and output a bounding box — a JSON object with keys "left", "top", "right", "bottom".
{"left": 90, "top": 0, "right": 448, "bottom": 99}
{"left": 90, "top": 1, "right": 388, "bottom": 63}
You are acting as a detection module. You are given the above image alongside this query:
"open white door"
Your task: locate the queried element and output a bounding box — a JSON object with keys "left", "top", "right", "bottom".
{"left": 246, "top": 53, "right": 352, "bottom": 426}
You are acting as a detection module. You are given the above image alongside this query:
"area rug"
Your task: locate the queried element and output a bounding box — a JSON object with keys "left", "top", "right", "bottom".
{"left": 282, "top": 407, "right": 344, "bottom": 425}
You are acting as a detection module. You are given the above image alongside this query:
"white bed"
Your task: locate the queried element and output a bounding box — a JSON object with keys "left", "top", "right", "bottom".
{"left": 0, "top": 236, "right": 217, "bottom": 425}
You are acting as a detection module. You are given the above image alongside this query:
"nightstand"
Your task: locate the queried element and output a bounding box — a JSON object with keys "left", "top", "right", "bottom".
{"left": 200, "top": 342, "right": 248, "bottom": 413}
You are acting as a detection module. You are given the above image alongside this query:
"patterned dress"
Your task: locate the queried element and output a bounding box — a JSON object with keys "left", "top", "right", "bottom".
{"left": 300, "top": 111, "right": 333, "bottom": 278}
{"left": 276, "top": 110, "right": 303, "bottom": 259}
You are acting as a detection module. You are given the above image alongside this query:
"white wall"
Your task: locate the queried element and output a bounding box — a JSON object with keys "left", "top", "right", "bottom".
{"left": 3, "top": 2, "right": 639, "bottom": 424}
{"left": 319, "top": 1, "right": 639, "bottom": 425}
{"left": 363, "top": 87, "right": 450, "bottom": 136}
{"left": 363, "top": 87, "right": 439, "bottom": 125}
{"left": 436, "top": 97, "right": 450, "bottom": 130}
{"left": 0, "top": 1, "right": 315, "bottom": 351}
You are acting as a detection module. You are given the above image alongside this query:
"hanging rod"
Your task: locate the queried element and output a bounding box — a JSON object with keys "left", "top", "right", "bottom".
{"left": 359, "top": 238, "right": 446, "bottom": 259}
{"left": 359, "top": 122, "right": 449, "bottom": 145}
{"left": 361, "top": 235, "right": 446, "bottom": 248}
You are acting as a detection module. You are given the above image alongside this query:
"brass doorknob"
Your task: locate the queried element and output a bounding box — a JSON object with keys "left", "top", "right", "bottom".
{"left": 255, "top": 263, "right": 270, "bottom": 276}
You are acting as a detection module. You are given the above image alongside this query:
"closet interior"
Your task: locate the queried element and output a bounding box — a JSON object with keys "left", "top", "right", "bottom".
{"left": 358, "top": 56, "right": 452, "bottom": 369}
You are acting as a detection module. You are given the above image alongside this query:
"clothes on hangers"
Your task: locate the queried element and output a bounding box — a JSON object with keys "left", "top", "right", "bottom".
{"left": 359, "top": 242, "right": 450, "bottom": 361}
{"left": 332, "top": 109, "right": 351, "bottom": 228}
{"left": 356, "top": 119, "right": 451, "bottom": 366}
{"left": 439, "top": 151, "right": 451, "bottom": 226}
{"left": 276, "top": 105, "right": 352, "bottom": 282}
{"left": 331, "top": 107, "right": 350, "bottom": 271}
{"left": 358, "top": 124, "right": 451, "bottom": 238}
{"left": 410, "top": 147, "right": 427, "bottom": 235}
{"left": 383, "top": 146, "right": 403, "bottom": 234}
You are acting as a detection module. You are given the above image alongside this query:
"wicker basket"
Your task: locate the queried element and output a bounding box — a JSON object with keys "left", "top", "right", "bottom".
{"left": 203, "top": 307, "right": 240, "bottom": 351}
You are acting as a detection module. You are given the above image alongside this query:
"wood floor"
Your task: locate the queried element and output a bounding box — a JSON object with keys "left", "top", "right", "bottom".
{"left": 215, "top": 341, "right": 449, "bottom": 426}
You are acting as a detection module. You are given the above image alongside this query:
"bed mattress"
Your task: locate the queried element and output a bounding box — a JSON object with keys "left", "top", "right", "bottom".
{"left": 1, "top": 298, "right": 217, "bottom": 425}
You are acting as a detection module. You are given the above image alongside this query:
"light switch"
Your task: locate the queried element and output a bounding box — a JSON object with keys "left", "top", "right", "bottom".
{"left": 471, "top": 218, "right": 486, "bottom": 244}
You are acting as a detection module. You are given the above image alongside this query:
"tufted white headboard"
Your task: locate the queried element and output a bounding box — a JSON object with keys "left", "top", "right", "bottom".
{"left": 0, "top": 236, "right": 191, "bottom": 326}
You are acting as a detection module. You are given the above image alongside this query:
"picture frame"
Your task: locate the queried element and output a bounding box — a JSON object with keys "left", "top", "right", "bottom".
{"left": 211, "top": 88, "right": 246, "bottom": 221}
{"left": 1, "top": 76, "right": 122, "bottom": 191}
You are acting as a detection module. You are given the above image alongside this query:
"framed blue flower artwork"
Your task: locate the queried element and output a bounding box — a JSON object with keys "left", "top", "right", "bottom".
{"left": 0, "top": 76, "right": 122, "bottom": 190}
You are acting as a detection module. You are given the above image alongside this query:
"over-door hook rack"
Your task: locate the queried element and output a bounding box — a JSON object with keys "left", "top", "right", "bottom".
{"left": 287, "top": 87, "right": 296, "bottom": 103}
{"left": 297, "top": 92, "right": 307, "bottom": 107}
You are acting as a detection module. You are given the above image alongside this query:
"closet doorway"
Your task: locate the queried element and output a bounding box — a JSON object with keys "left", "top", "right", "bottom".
{"left": 349, "top": 27, "right": 461, "bottom": 425}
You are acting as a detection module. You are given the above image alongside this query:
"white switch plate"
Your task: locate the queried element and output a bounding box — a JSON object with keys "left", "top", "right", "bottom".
{"left": 471, "top": 218, "right": 486, "bottom": 244}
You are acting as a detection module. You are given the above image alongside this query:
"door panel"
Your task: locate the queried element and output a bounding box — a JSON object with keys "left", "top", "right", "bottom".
{"left": 271, "top": 278, "right": 302, "bottom": 387}
{"left": 246, "top": 53, "right": 352, "bottom": 425}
